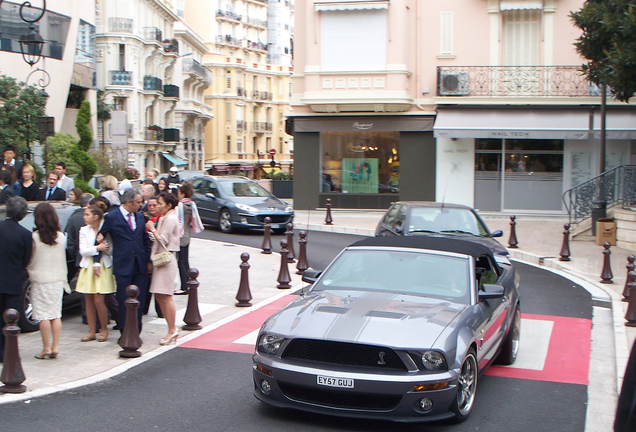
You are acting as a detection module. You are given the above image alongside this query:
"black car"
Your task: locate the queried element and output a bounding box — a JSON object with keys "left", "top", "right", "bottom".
{"left": 189, "top": 175, "right": 294, "bottom": 233}
{"left": 375, "top": 201, "right": 508, "bottom": 255}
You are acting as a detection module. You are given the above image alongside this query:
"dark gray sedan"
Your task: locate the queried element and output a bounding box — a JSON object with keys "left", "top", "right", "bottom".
{"left": 253, "top": 236, "right": 521, "bottom": 423}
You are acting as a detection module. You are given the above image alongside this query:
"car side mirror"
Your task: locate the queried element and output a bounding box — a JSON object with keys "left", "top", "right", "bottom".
{"left": 491, "top": 230, "right": 503, "bottom": 238}
{"left": 395, "top": 225, "right": 402, "bottom": 233}
{"left": 205, "top": 193, "right": 216, "bottom": 200}
{"left": 302, "top": 269, "right": 322, "bottom": 284}
{"left": 479, "top": 284, "right": 505, "bottom": 300}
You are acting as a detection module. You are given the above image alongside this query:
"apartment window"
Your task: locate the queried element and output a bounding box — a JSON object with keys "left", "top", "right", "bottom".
{"left": 226, "top": 70, "right": 231, "bottom": 89}
{"left": 113, "top": 97, "right": 126, "bottom": 111}
{"left": 227, "top": 135, "right": 232, "bottom": 153}
{"left": 118, "top": 44, "right": 125, "bottom": 70}
{"left": 321, "top": 9, "right": 386, "bottom": 71}
{"left": 266, "top": 137, "right": 271, "bottom": 152}
{"left": 226, "top": 102, "right": 232, "bottom": 121}
{"left": 279, "top": 136, "right": 283, "bottom": 153}
{"left": 502, "top": 9, "right": 541, "bottom": 65}
{"left": 237, "top": 140, "right": 243, "bottom": 153}
{"left": 440, "top": 12, "right": 453, "bottom": 56}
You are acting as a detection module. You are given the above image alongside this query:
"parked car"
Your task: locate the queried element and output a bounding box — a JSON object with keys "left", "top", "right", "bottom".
{"left": 375, "top": 201, "right": 508, "bottom": 255}
{"left": 0, "top": 201, "right": 83, "bottom": 332}
{"left": 253, "top": 235, "right": 521, "bottom": 423}
{"left": 189, "top": 175, "right": 293, "bottom": 233}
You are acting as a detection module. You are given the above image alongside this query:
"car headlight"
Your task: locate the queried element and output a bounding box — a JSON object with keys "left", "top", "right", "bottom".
{"left": 285, "top": 206, "right": 293, "bottom": 213}
{"left": 236, "top": 203, "right": 258, "bottom": 213}
{"left": 421, "top": 351, "right": 447, "bottom": 371}
{"left": 258, "top": 334, "right": 286, "bottom": 355}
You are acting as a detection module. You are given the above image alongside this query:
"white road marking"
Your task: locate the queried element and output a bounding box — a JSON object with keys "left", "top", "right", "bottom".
{"left": 233, "top": 329, "right": 261, "bottom": 345}
{"left": 502, "top": 318, "right": 553, "bottom": 370}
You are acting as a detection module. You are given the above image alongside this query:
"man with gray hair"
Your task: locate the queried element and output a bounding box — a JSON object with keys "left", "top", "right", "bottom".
{"left": 99, "top": 188, "right": 151, "bottom": 335}
{"left": 0, "top": 197, "right": 32, "bottom": 363}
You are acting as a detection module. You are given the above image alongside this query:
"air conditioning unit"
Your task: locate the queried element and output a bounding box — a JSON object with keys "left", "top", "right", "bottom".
{"left": 439, "top": 71, "right": 470, "bottom": 96}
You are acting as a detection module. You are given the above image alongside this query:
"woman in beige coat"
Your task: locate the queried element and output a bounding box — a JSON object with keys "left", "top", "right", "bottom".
{"left": 146, "top": 192, "right": 180, "bottom": 345}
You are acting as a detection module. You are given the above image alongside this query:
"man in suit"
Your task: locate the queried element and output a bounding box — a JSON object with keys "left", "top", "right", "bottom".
{"left": 1, "top": 145, "right": 23, "bottom": 181}
{"left": 0, "top": 197, "right": 32, "bottom": 363}
{"left": 0, "top": 170, "right": 16, "bottom": 204}
{"left": 37, "top": 171, "right": 67, "bottom": 201}
{"left": 99, "top": 189, "right": 151, "bottom": 334}
{"left": 55, "top": 162, "right": 75, "bottom": 198}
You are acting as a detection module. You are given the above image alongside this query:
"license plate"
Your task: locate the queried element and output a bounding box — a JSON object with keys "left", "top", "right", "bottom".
{"left": 317, "top": 375, "right": 354, "bottom": 388}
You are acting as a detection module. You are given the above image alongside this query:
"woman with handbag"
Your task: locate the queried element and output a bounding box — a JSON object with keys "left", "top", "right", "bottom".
{"left": 145, "top": 192, "right": 180, "bottom": 345}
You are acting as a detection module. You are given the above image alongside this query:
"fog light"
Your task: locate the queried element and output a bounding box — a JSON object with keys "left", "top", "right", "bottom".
{"left": 419, "top": 398, "right": 433, "bottom": 413}
{"left": 260, "top": 379, "right": 272, "bottom": 395}
{"left": 241, "top": 217, "right": 248, "bottom": 224}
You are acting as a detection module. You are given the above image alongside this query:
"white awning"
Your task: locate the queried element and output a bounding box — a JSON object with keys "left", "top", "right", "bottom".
{"left": 434, "top": 108, "right": 590, "bottom": 140}
{"left": 593, "top": 109, "right": 636, "bottom": 140}
{"left": 500, "top": 1, "right": 543, "bottom": 11}
{"left": 315, "top": 0, "right": 389, "bottom": 11}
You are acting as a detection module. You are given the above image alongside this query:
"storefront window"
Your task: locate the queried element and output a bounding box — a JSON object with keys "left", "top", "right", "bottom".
{"left": 322, "top": 131, "right": 400, "bottom": 194}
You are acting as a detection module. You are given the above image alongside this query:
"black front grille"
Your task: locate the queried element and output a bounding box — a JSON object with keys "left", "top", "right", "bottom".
{"left": 282, "top": 339, "right": 407, "bottom": 371}
{"left": 257, "top": 215, "right": 290, "bottom": 224}
{"left": 278, "top": 382, "right": 402, "bottom": 411}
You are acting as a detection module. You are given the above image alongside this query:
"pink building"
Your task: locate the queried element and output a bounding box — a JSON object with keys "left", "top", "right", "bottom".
{"left": 289, "top": 0, "right": 636, "bottom": 212}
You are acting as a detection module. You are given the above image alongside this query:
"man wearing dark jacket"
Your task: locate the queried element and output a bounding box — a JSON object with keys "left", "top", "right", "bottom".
{"left": 0, "top": 170, "right": 15, "bottom": 204}
{"left": 37, "top": 171, "right": 66, "bottom": 201}
{"left": 0, "top": 197, "right": 32, "bottom": 363}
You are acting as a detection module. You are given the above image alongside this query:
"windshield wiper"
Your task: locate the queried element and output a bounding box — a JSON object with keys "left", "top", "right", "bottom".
{"left": 440, "top": 230, "right": 476, "bottom": 236}
{"left": 409, "top": 229, "right": 439, "bottom": 233}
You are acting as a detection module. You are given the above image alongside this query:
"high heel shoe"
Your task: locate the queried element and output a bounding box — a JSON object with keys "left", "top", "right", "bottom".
{"left": 34, "top": 351, "right": 52, "bottom": 360}
{"left": 159, "top": 330, "right": 179, "bottom": 346}
{"left": 49, "top": 351, "right": 59, "bottom": 359}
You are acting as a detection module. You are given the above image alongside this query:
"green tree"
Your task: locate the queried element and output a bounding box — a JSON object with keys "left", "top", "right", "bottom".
{"left": 70, "top": 100, "right": 98, "bottom": 195}
{"left": 0, "top": 75, "right": 47, "bottom": 159}
{"left": 571, "top": 0, "right": 636, "bottom": 102}
{"left": 46, "top": 133, "right": 81, "bottom": 174}
{"left": 96, "top": 90, "right": 111, "bottom": 151}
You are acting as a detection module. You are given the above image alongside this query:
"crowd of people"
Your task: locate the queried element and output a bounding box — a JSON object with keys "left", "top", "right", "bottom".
{"left": 0, "top": 147, "right": 203, "bottom": 362}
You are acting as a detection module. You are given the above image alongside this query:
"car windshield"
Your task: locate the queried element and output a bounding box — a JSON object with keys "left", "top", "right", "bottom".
{"left": 407, "top": 207, "right": 489, "bottom": 236}
{"left": 312, "top": 249, "right": 471, "bottom": 304}
{"left": 219, "top": 180, "right": 271, "bottom": 198}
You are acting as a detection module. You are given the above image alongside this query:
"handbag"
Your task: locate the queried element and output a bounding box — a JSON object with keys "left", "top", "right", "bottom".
{"left": 151, "top": 235, "right": 172, "bottom": 267}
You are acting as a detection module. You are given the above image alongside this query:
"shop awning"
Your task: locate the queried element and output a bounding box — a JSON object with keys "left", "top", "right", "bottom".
{"left": 433, "top": 108, "right": 590, "bottom": 140}
{"left": 161, "top": 152, "right": 188, "bottom": 167}
{"left": 315, "top": 0, "right": 389, "bottom": 11}
{"left": 592, "top": 109, "right": 636, "bottom": 140}
{"left": 262, "top": 167, "right": 282, "bottom": 175}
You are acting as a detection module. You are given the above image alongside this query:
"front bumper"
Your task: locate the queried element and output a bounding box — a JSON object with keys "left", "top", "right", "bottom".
{"left": 252, "top": 352, "right": 459, "bottom": 423}
{"left": 234, "top": 212, "right": 294, "bottom": 230}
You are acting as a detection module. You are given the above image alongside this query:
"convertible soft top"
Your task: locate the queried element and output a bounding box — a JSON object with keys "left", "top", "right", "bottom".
{"left": 351, "top": 235, "right": 495, "bottom": 260}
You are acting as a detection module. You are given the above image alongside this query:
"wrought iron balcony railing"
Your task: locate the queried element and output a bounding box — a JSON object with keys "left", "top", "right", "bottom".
{"left": 437, "top": 66, "right": 600, "bottom": 98}
{"left": 163, "top": 128, "right": 180, "bottom": 142}
{"left": 109, "top": 70, "right": 132, "bottom": 86}
{"left": 143, "top": 76, "right": 163, "bottom": 91}
{"left": 252, "top": 122, "right": 272, "bottom": 132}
{"left": 237, "top": 120, "right": 245, "bottom": 130}
{"left": 144, "top": 27, "right": 162, "bottom": 43}
{"left": 216, "top": 35, "right": 242, "bottom": 48}
{"left": 109, "top": 18, "right": 133, "bottom": 33}
{"left": 163, "top": 84, "right": 179, "bottom": 98}
{"left": 145, "top": 127, "right": 164, "bottom": 142}
{"left": 563, "top": 165, "right": 636, "bottom": 224}
{"left": 182, "top": 58, "right": 212, "bottom": 84}
{"left": 216, "top": 10, "right": 242, "bottom": 21}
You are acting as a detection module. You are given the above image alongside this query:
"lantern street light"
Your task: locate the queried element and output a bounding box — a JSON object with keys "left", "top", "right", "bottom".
{"left": 19, "top": 24, "right": 45, "bottom": 66}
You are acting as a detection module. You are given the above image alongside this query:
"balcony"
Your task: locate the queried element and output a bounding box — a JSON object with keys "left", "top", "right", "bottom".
{"left": 144, "top": 27, "right": 163, "bottom": 43}
{"left": 163, "top": 84, "right": 180, "bottom": 98}
{"left": 237, "top": 120, "right": 245, "bottom": 131}
{"left": 245, "top": 40, "right": 267, "bottom": 52}
{"left": 244, "top": 17, "right": 267, "bottom": 28}
{"left": 144, "top": 76, "right": 163, "bottom": 91}
{"left": 182, "top": 58, "right": 212, "bottom": 86}
{"left": 109, "top": 18, "right": 133, "bottom": 33}
{"left": 163, "top": 40, "right": 179, "bottom": 54}
{"left": 252, "top": 90, "right": 272, "bottom": 101}
{"left": 237, "top": 87, "right": 244, "bottom": 96}
{"left": 216, "top": 35, "right": 242, "bottom": 48}
{"left": 163, "top": 128, "right": 180, "bottom": 142}
{"left": 252, "top": 122, "right": 272, "bottom": 133}
{"left": 145, "top": 126, "right": 164, "bottom": 141}
{"left": 436, "top": 66, "right": 598, "bottom": 98}
{"left": 109, "top": 71, "right": 132, "bottom": 86}
{"left": 216, "top": 10, "right": 242, "bottom": 21}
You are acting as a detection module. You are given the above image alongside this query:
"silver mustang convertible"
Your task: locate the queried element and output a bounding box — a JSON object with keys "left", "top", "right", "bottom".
{"left": 252, "top": 236, "right": 521, "bottom": 423}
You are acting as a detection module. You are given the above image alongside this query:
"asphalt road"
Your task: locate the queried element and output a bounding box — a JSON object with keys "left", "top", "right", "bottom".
{"left": 0, "top": 230, "right": 593, "bottom": 431}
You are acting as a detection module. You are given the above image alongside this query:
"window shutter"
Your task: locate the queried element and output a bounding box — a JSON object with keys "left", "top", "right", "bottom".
{"left": 440, "top": 12, "right": 453, "bottom": 55}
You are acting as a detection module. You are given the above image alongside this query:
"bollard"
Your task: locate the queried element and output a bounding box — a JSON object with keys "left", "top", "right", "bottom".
{"left": 261, "top": 216, "right": 272, "bottom": 254}
{"left": 0, "top": 309, "right": 26, "bottom": 394}
{"left": 296, "top": 231, "right": 309, "bottom": 275}
{"left": 508, "top": 215, "right": 518, "bottom": 249}
{"left": 285, "top": 223, "right": 296, "bottom": 263}
{"left": 277, "top": 239, "right": 292, "bottom": 289}
{"left": 182, "top": 268, "right": 202, "bottom": 330}
{"left": 119, "top": 285, "right": 142, "bottom": 358}
{"left": 559, "top": 223, "right": 571, "bottom": 261}
{"left": 236, "top": 253, "right": 253, "bottom": 307}
{"left": 623, "top": 255, "right": 636, "bottom": 301}
{"left": 625, "top": 271, "right": 636, "bottom": 326}
{"left": 325, "top": 198, "right": 333, "bottom": 225}
{"left": 600, "top": 242, "right": 614, "bottom": 284}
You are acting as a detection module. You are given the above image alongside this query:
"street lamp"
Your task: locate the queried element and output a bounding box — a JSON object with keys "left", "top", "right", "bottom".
{"left": 19, "top": 24, "right": 45, "bottom": 66}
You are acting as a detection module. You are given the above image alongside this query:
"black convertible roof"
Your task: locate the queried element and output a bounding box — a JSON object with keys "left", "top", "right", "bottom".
{"left": 351, "top": 235, "right": 494, "bottom": 260}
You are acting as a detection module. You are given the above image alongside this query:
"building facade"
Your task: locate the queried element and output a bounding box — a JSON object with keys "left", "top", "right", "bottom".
{"left": 289, "top": 0, "right": 636, "bottom": 211}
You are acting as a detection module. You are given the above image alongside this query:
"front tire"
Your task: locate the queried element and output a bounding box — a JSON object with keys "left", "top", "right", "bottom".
{"left": 451, "top": 348, "right": 478, "bottom": 422}
{"left": 497, "top": 305, "right": 521, "bottom": 365}
{"left": 18, "top": 282, "right": 40, "bottom": 333}
{"left": 219, "top": 208, "right": 233, "bottom": 233}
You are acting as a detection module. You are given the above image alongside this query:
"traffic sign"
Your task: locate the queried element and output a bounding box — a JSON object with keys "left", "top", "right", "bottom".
{"left": 269, "top": 148, "right": 276, "bottom": 156}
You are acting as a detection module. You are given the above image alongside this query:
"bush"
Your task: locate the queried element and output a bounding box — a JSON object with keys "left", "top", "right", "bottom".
{"left": 46, "top": 133, "right": 81, "bottom": 174}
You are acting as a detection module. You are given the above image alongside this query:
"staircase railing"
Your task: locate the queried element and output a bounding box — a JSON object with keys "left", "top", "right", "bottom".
{"left": 563, "top": 165, "right": 636, "bottom": 224}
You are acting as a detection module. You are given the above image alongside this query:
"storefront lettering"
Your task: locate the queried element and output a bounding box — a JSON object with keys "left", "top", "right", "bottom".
{"left": 491, "top": 131, "right": 530, "bottom": 137}
{"left": 352, "top": 122, "right": 373, "bottom": 130}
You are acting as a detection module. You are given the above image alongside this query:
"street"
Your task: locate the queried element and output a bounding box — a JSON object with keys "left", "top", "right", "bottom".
{"left": 0, "top": 229, "right": 595, "bottom": 431}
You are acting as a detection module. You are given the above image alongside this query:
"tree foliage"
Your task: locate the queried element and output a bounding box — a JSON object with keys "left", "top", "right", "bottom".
{"left": 0, "top": 75, "right": 46, "bottom": 157}
{"left": 571, "top": 0, "right": 636, "bottom": 102}
{"left": 71, "top": 100, "right": 97, "bottom": 193}
{"left": 46, "top": 133, "right": 81, "bottom": 174}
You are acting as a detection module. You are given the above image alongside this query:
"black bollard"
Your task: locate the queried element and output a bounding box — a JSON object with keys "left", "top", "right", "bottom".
{"left": 600, "top": 242, "right": 614, "bottom": 284}
{"left": 119, "top": 285, "right": 142, "bottom": 358}
{"left": 625, "top": 271, "right": 636, "bottom": 326}
{"left": 236, "top": 253, "right": 253, "bottom": 307}
{"left": 261, "top": 216, "right": 272, "bottom": 254}
{"left": 559, "top": 223, "right": 571, "bottom": 261}
{"left": 277, "top": 240, "right": 292, "bottom": 289}
{"left": 508, "top": 215, "right": 518, "bottom": 248}
{"left": 0, "top": 309, "right": 26, "bottom": 394}
{"left": 325, "top": 198, "right": 333, "bottom": 225}
{"left": 296, "top": 231, "right": 309, "bottom": 275}
{"left": 622, "top": 255, "right": 635, "bottom": 301}
{"left": 182, "top": 268, "right": 202, "bottom": 330}
{"left": 285, "top": 223, "right": 296, "bottom": 263}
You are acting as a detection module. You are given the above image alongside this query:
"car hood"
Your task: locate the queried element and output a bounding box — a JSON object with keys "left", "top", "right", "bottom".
{"left": 234, "top": 196, "right": 288, "bottom": 209}
{"left": 263, "top": 290, "right": 467, "bottom": 349}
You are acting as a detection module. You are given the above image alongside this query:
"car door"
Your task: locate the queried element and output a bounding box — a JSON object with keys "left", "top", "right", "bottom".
{"left": 377, "top": 204, "right": 402, "bottom": 236}
{"left": 191, "top": 179, "right": 215, "bottom": 223}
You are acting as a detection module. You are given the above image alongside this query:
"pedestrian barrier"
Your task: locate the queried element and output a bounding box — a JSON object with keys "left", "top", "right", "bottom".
{"left": 261, "top": 216, "right": 272, "bottom": 255}
{"left": 0, "top": 308, "right": 26, "bottom": 394}
{"left": 183, "top": 268, "right": 202, "bottom": 330}
{"left": 559, "top": 223, "right": 571, "bottom": 261}
{"left": 508, "top": 215, "right": 518, "bottom": 248}
{"left": 623, "top": 255, "right": 635, "bottom": 301}
{"left": 296, "top": 231, "right": 309, "bottom": 275}
{"left": 325, "top": 198, "right": 333, "bottom": 225}
{"left": 625, "top": 271, "right": 636, "bottom": 326}
{"left": 600, "top": 242, "right": 614, "bottom": 284}
{"left": 235, "top": 253, "right": 253, "bottom": 307}
{"left": 285, "top": 223, "right": 296, "bottom": 263}
{"left": 277, "top": 240, "right": 292, "bottom": 289}
{"left": 119, "top": 285, "right": 142, "bottom": 358}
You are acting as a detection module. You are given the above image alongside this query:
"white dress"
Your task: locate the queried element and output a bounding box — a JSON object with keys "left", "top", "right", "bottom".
{"left": 27, "top": 231, "right": 69, "bottom": 321}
